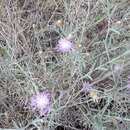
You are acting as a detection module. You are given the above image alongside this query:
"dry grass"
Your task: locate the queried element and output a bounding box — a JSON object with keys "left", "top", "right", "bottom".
{"left": 0, "top": 0, "right": 130, "bottom": 130}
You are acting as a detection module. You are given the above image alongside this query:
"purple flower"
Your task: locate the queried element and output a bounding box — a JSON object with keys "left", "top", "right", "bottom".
{"left": 81, "top": 82, "right": 95, "bottom": 92}
{"left": 55, "top": 38, "right": 74, "bottom": 53}
{"left": 114, "top": 64, "right": 124, "bottom": 73}
{"left": 127, "top": 84, "right": 130, "bottom": 89}
{"left": 30, "top": 91, "right": 51, "bottom": 116}
{"left": 127, "top": 76, "right": 130, "bottom": 89}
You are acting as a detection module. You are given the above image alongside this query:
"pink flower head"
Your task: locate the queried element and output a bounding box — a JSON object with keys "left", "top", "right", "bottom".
{"left": 127, "top": 84, "right": 130, "bottom": 89}
{"left": 127, "top": 76, "right": 130, "bottom": 89}
{"left": 81, "top": 82, "right": 95, "bottom": 92}
{"left": 55, "top": 38, "right": 74, "bottom": 53}
{"left": 30, "top": 91, "right": 51, "bottom": 116}
{"left": 114, "top": 64, "right": 124, "bottom": 73}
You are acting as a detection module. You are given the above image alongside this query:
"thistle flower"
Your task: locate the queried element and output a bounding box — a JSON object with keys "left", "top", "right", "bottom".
{"left": 81, "top": 82, "right": 99, "bottom": 102}
{"left": 127, "top": 76, "right": 130, "bottom": 89}
{"left": 114, "top": 64, "right": 124, "bottom": 74}
{"left": 55, "top": 38, "right": 75, "bottom": 53}
{"left": 127, "top": 84, "right": 130, "bottom": 89}
{"left": 89, "top": 91, "right": 99, "bottom": 103}
{"left": 30, "top": 91, "right": 51, "bottom": 116}
{"left": 81, "top": 82, "right": 95, "bottom": 92}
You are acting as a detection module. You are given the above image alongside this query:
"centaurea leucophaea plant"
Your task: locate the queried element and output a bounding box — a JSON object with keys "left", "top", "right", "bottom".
{"left": 81, "top": 82, "right": 95, "bottom": 92}
{"left": 30, "top": 91, "right": 51, "bottom": 116}
{"left": 127, "top": 76, "right": 130, "bottom": 89}
{"left": 114, "top": 64, "right": 124, "bottom": 74}
{"left": 55, "top": 36, "right": 75, "bottom": 53}
{"left": 82, "top": 82, "right": 99, "bottom": 102}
